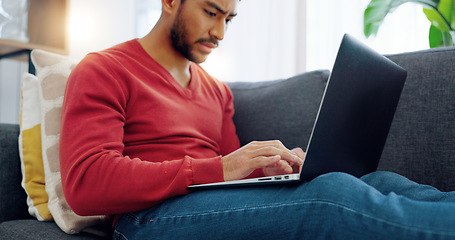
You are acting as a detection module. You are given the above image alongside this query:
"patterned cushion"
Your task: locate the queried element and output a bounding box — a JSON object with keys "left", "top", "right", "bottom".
{"left": 31, "top": 49, "right": 107, "bottom": 234}
{"left": 18, "top": 73, "right": 52, "bottom": 221}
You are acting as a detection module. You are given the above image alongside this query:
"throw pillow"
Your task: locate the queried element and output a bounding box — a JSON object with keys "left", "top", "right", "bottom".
{"left": 31, "top": 49, "right": 107, "bottom": 234}
{"left": 18, "top": 73, "right": 53, "bottom": 221}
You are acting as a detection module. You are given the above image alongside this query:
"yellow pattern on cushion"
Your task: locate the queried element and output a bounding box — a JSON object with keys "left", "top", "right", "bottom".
{"left": 19, "top": 73, "right": 52, "bottom": 221}
{"left": 21, "top": 125, "right": 53, "bottom": 220}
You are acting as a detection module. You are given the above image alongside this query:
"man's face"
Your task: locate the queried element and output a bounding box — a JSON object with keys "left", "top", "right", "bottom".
{"left": 170, "top": 0, "right": 238, "bottom": 63}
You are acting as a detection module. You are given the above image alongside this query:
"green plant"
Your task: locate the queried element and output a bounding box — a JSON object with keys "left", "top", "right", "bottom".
{"left": 364, "top": 0, "right": 455, "bottom": 48}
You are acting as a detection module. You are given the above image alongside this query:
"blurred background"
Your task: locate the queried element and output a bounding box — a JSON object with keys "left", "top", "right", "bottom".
{"left": 0, "top": 0, "right": 431, "bottom": 123}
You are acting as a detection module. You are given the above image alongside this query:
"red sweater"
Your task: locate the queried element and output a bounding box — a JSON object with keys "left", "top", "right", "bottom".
{"left": 60, "top": 40, "right": 263, "bottom": 218}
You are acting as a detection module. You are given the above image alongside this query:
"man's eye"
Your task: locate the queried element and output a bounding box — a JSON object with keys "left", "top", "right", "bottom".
{"left": 226, "top": 18, "right": 232, "bottom": 24}
{"left": 204, "top": 10, "right": 216, "bottom": 17}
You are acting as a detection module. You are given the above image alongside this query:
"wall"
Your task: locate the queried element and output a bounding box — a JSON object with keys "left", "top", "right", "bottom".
{"left": 68, "top": 0, "right": 136, "bottom": 60}
{"left": 0, "top": 59, "right": 26, "bottom": 124}
{"left": 0, "top": 0, "right": 432, "bottom": 124}
{"left": 306, "top": 0, "right": 430, "bottom": 71}
{"left": 0, "top": 0, "right": 137, "bottom": 124}
{"left": 200, "top": 0, "right": 307, "bottom": 82}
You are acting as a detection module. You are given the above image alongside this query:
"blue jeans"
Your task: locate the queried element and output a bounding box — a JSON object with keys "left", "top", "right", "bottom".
{"left": 113, "top": 171, "right": 455, "bottom": 239}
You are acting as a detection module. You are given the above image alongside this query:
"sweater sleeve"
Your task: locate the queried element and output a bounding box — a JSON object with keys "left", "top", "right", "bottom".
{"left": 59, "top": 54, "right": 224, "bottom": 216}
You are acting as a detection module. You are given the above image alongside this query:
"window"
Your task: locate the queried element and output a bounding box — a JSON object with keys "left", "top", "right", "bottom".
{"left": 135, "top": 0, "right": 305, "bottom": 82}
{"left": 136, "top": 0, "right": 430, "bottom": 82}
{"left": 306, "top": 0, "right": 430, "bottom": 71}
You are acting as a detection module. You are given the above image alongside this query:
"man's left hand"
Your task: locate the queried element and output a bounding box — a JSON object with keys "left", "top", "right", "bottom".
{"left": 262, "top": 147, "right": 305, "bottom": 176}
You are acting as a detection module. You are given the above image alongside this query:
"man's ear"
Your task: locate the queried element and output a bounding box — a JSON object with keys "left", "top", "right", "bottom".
{"left": 162, "top": 0, "right": 178, "bottom": 14}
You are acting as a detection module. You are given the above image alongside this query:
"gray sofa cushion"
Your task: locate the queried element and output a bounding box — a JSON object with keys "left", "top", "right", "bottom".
{"left": 381, "top": 47, "right": 455, "bottom": 191}
{"left": 228, "top": 70, "right": 330, "bottom": 150}
{"left": 0, "top": 220, "right": 109, "bottom": 239}
{"left": 0, "top": 124, "right": 31, "bottom": 223}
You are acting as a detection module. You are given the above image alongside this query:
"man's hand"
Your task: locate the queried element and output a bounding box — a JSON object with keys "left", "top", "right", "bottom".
{"left": 262, "top": 147, "right": 305, "bottom": 177}
{"left": 221, "top": 140, "right": 304, "bottom": 181}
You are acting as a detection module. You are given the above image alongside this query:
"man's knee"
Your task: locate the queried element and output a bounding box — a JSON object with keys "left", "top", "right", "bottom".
{"left": 299, "top": 172, "right": 366, "bottom": 199}
{"left": 361, "top": 171, "right": 402, "bottom": 182}
{"left": 311, "top": 172, "right": 359, "bottom": 186}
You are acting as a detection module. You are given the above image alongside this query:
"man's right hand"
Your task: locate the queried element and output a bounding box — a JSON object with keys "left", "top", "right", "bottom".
{"left": 221, "top": 140, "right": 304, "bottom": 181}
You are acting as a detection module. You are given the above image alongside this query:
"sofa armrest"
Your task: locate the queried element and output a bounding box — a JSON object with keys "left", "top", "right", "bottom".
{"left": 0, "top": 123, "right": 31, "bottom": 223}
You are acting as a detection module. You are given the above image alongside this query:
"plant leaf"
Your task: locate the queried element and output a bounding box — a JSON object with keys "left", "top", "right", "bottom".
{"left": 364, "top": 0, "right": 439, "bottom": 37}
{"left": 438, "top": 0, "right": 455, "bottom": 29}
{"left": 438, "top": 0, "right": 454, "bottom": 25}
{"left": 423, "top": 7, "right": 451, "bottom": 31}
{"left": 423, "top": 0, "right": 454, "bottom": 32}
{"left": 434, "top": 0, "right": 454, "bottom": 45}
{"left": 442, "top": 31, "right": 454, "bottom": 45}
{"left": 429, "top": 24, "right": 444, "bottom": 47}
{"left": 428, "top": 24, "right": 454, "bottom": 47}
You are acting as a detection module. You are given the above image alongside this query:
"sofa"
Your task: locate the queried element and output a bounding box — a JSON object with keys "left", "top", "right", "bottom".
{"left": 1, "top": 46, "right": 455, "bottom": 239}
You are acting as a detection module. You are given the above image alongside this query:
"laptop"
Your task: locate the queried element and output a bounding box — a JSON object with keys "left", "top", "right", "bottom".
{"left": 188, "top": 34, "right": 407, "bottom": 190}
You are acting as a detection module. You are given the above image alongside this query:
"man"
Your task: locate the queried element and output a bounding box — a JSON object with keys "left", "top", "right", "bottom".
{"left": 60, "top": 0, "right": 455, "bottom": 239}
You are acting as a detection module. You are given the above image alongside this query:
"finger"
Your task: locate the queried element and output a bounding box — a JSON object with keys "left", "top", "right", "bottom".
{"left": 263, "top": 141, "right": 304, "bottom": 165}
{"left": 271, "top": 160, "right": 293, "bottom": 174}
{"left": 244, "top": 141, "right": 304, "bottom": 166}
{"left": 291, "top": 147, "right": 305, "bottom": 160}
{"left": 291, "top": 162, "right": 301, "bottom": 173}
{"left": 263, "top": 160, "right": 293, "bottom": 176}
{"left": 253, "top": 146, "right": 303, "bottom": 166}
{"left": 248, "top": 140, "right": 290, "bottom": 153}
{"left": 250, "top": 155, "right": 281, "bottom": 169}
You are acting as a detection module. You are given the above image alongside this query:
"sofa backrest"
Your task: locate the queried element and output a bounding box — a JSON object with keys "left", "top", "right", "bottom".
{"left": 227, "top": 70, "right": 330, "bottom": 150}
{"left": 382, "top": 47, "right": 455, "bottom": 191}
{"left": 229, "top": 46, "right": 455, "bottom": 192}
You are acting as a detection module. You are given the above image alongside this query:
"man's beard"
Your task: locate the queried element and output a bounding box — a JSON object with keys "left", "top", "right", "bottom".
{"left": 170, "top": 12, "right": 218, "bottom": 64}
{"left": 170, "top": 15, "right": 199, "bottom": 63}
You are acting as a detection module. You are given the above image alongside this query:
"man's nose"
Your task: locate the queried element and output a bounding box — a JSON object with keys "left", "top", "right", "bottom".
{"left": 210, "top": 19, "right": 226, "bottom": 41}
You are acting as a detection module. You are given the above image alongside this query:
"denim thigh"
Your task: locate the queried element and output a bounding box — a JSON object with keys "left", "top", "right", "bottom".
{"left": 114, "top": 172, "right": 455, "bottom": 240}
